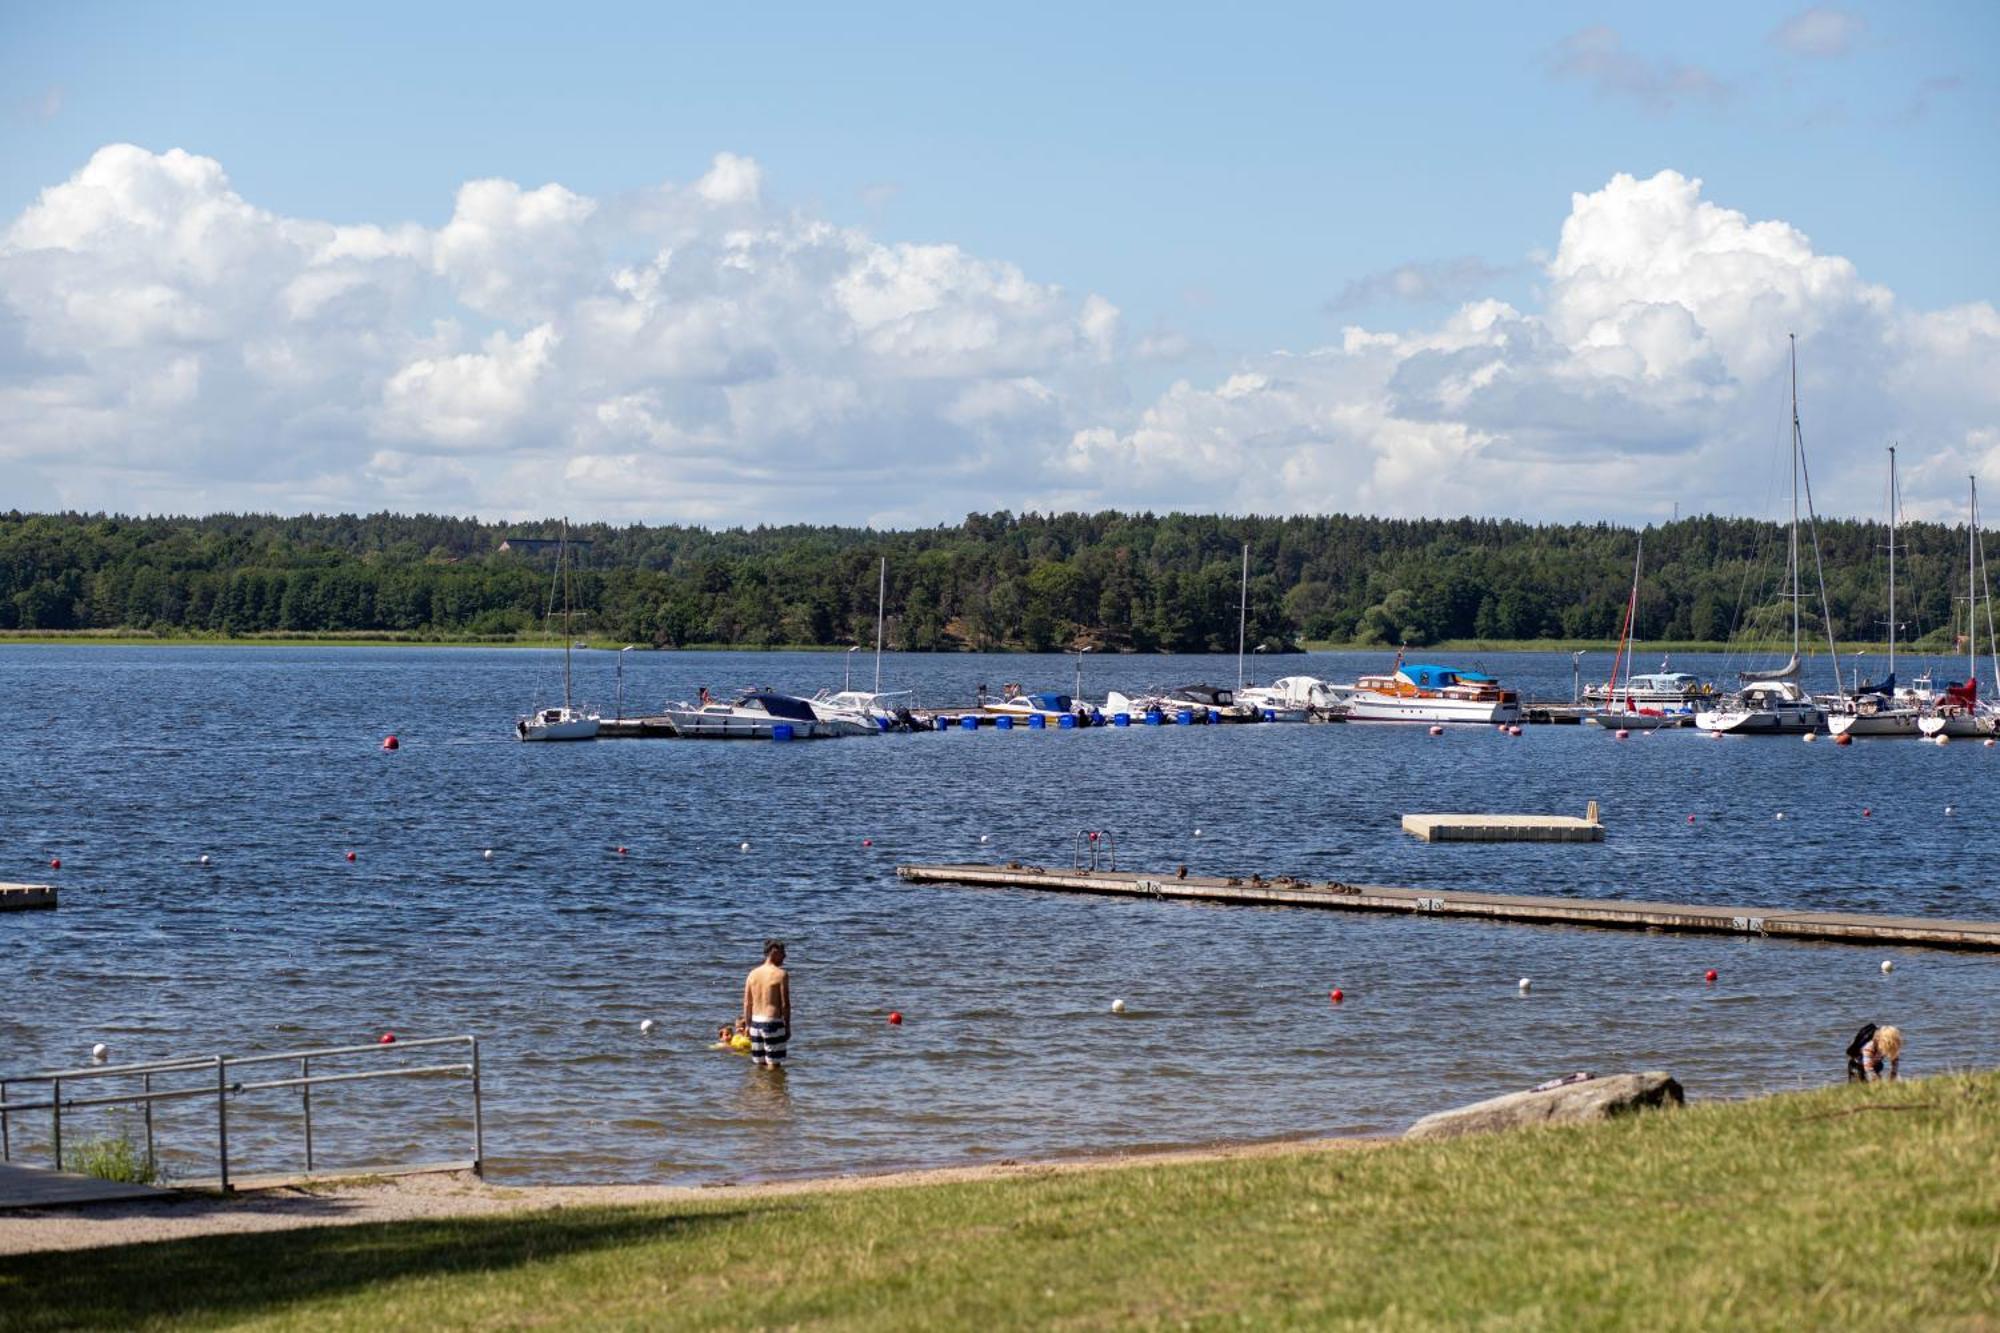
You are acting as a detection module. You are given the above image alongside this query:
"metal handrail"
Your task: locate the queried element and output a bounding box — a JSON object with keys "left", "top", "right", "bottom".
{"left": 0, "top": 1035, "right": 481, "bottom": 1190}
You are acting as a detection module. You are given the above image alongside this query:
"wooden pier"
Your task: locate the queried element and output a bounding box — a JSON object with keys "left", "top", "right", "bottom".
{"left": 0, "top": 883, "right": 56, "bottom": 911}
{"left": 894, "top": 863, "right": 2000, "bottom": 952}
{"left": 595, "top": 716, "right": 682, "bottom": 739}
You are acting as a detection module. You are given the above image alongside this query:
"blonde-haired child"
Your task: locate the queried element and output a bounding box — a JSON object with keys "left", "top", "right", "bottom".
{"left": 1867, "top": 1025, "right": 1903, "bottom": 1080}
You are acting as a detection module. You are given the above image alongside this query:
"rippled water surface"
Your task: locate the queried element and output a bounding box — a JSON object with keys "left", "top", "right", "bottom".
{"left": 4, "top": 646, "right": 1995, "bottom": 1183}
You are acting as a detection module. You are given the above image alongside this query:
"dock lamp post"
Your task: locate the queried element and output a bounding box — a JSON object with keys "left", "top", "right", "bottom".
{"left": 1571, "top": 650, "right": 1585, "bottom": 705}
{"left": 1074, "top": 645, "right": 1091, "bottom": 703}
{"left": 616, "top": 645, "right": 635, "bottom": 719}
{"left": 845, "top": 644, "right": 861, "bottom": 692}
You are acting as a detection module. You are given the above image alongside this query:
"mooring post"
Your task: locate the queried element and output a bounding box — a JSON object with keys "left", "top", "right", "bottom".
{"left": 1587, "top": 799, "right": 1600, "bottom": 825}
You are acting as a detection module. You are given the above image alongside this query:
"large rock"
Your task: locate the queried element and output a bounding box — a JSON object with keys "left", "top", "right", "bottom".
{"left": 1404, "top": 1072, "right": 1684, "bottom": 1141}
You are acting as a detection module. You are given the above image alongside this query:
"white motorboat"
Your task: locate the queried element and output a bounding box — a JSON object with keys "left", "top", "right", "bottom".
{"left": 1583, "top": 671, "right": 1712, "bottom": 711}
{"left": 1104, "top": 684, "right": 1259, "bottom": 722}
{"left": 1342, "top": 662, "right": 1522, "bottom": 725}
{"left": 810, "top": 689, "right": 914, "bottom": 733}
{"left": 517, "top": 518, "right": 600, "bottom": 742}
{"left": 661, "top": 691, "right": 847, "bottom": 739}
{"left": 1236, "top": 676, "right": 1344, "bottom": 722}
{"left": 980, "top": 685, "right": 1098, "bottom": 722}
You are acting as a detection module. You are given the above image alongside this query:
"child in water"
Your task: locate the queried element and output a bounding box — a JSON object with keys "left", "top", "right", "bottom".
{"left": 712, "top": 1022, "right": 752, "bottom": 1054}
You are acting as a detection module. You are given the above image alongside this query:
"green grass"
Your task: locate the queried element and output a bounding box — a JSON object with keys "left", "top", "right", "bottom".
{"left": 60, "top": 1133, "right": 159, "bottom": 1185}
{"left": 4, "top": 1073, "right": 1996, "bottom": 1330}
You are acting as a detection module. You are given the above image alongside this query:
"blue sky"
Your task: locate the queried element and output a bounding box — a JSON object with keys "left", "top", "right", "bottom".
{"left": 1, "top": 3, "right": 1996, "bottom": 523}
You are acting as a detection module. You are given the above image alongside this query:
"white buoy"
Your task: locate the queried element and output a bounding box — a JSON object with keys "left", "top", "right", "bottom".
{"left": 979, "top": 834, "right": 990, "bottom": 843}
{"left": 1944, "top": 805, "right": 1955, "bottom": 816}
{"left": 1880, "top": 960, "right": 1895, "bottom": 975}
{"left": 639, "top": 1019, "right": 657, "bottom": 1034}
{"left": 1775, "top": 811, "right": 1786, "bottom": 821}
{"left": 1708, "top": 730, "right": 1723, "bottom": 740}
{"left": 482, "top": 849, "right": 494, "bottom": 860}
{"left": 1428, "top": 724, "right": 1445, "bottom": 736}
{"left": 1801, "top": 732, "right": 1817, "bottom": 743}
{"left": 90, "top": 1042, "right": 108, "bottom": 1063}
{"left": 1110, "top": 998, "right": 1126, "bottom": 1015}
{"left": 1517, "top": 978, "right": 1532, "bottom": 993}
{"left": 198, "top": 854, "right": 211, "bottom": 866}
{"left": 1615, "top": 729, "right": 1630, "bottom": 740}
{"left": 1935, "top": 734, "right": 1950, "bottom": 746}
{"left": 1984, "top": 738, "right": 1995, "bottom": 747}
{"left": 1193, "top": 828, "right": 1201, "bottom": 836}
{"left": 740, "top": 841, "right": 750, "bottom": 852}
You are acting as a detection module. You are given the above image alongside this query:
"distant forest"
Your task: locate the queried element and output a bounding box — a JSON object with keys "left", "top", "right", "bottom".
{"left": 0, "top": 509, "right": 1990, "bottom": 652}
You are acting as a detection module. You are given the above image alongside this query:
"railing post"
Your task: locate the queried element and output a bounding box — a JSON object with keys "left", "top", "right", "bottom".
{"left": 51, "top": 1076, "right": 62, "bottom": 1171}
{"left": 301, "top": 1055, "right": 313, "bottom": 1172}
{"left": 470, "top": 1038, "right": 484, "bottom": 1177}
{"left": 215, "top": 1056, "right": 231, "bottom": 1192}
{"left": 143, "top": 1071, "right": 156, "bottom": 1177}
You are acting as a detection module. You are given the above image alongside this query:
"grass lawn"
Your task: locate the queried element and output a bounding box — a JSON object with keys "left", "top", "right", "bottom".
{"left": 3, "top": 1073, "right": 1995, "bottom": 1330}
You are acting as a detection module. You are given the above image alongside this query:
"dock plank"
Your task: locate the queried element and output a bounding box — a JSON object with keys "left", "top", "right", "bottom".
{"left": 1402, "top": 814, "right": 1603, "bottom": 843}
{"left": 894, "top": 863, "right": 2000, "bottom": 952}
{"left": 0, "top": 1162, "right": 169, "bottom": 1210}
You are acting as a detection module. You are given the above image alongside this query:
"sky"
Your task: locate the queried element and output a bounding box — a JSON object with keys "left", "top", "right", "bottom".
{"left": 1, "top": 2, "right": 1995, "bottom": 527}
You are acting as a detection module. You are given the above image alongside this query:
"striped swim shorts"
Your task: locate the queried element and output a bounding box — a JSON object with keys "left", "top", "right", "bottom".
{"left": 748, "top": 1018, "right": 789, "bottom": 1065}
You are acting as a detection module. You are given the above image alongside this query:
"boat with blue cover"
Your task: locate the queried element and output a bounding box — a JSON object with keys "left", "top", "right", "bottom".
{"left": 1342, "top": 662, "right": 1522, "bottom": 725}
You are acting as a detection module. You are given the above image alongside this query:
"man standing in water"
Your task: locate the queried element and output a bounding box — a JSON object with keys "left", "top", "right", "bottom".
{"left": 741, "top": 940, "right": 791, "bottom": 1069}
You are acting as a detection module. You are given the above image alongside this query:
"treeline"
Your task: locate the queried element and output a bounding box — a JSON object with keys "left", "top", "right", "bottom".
{"left": 0, "top": 509, "right": 1987, "bottom": 652}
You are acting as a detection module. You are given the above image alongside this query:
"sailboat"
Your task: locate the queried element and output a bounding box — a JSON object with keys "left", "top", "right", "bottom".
{"left": 516, "top": 519, "right": 600, "bottom": 742}
{"left": 1588, "top": 535, "right": 1687, "bottom": 729}
{"left": 1696, "top": 337, "right": 1832, "bottom": 735}
{"left": 1829, "top": 447, "right": 1924, "bottom": 738}
{"left": 1918, "top": 476, "right": 1998, "bottom": 738}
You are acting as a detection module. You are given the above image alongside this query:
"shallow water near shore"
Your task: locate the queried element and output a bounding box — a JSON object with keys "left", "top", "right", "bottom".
{"left": 4, "top": 645, "right": 1996, "bottom": 1184}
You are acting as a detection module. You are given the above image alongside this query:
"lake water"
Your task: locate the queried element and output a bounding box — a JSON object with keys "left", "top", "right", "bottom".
{"left": 3, "top": 645, "right": 1995, "bottom": 1184}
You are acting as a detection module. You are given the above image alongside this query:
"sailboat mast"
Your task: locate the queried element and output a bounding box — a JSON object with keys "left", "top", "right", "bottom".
{"left": 1613, "top": 534, "right": 1642, "bottom": 704}
{"left": 1788, "top": 335, "right": 1801, "bottom": 663}
{"left": 560, "top": 517, "right": 573, "bottom": 710}
{"left": 874, "top": 556, "right": 886, "bottom": 694}
{"left": 1971, "top": 477, "right": 1980, "bottom": 688}
{"left": 1887, "top": 446, "right": 1898, "bottom": 678}
{"left": 1237, "top": 542, "right": 1249, "bottom": 690}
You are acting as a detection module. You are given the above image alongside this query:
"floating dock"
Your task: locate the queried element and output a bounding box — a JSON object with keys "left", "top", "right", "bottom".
{"left": 0, "top": 883, "right": 56, "bottom": 912}
{"left": 894, "top": 863, "right": 2000, "bottom": 952}
{"left": 1402, "top": 813, "right": 1602, "bottom": 842}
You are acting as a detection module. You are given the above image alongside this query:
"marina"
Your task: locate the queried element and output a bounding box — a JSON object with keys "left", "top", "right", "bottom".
{"left": 895, "top": 862, "right": 2000, "bottom": 951}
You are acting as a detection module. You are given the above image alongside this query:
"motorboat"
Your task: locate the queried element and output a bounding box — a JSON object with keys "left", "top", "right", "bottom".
{"left": 1341, "top": 662, "right": 1522, "bottom": 725}
{"left": 980, "top": 685, "right": 1099, "bottom": 722}
{"left": 1583, "top": 671, "right": 1712, "bottom": 710}
{"left": 1694, "top": 680, "right": 1824, "bottom": 734}
{"left": 811, "top": 689, "right": 917, "bottom": 733}
{"left": 660, "top": 691, "right": 851, "bottom": 739}
{"left": 1104, "top": 684, "right": 1259, "bottom": 722}
{"left": 517, "top": 518, "right": 600, "bottom": 742}
{"left": 1236, "top": 676, "right": 1345, "bottom": 722}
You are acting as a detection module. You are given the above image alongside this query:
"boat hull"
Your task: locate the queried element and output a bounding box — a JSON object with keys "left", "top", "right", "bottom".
{"left": 662, "top": 711, "right": 834, "bottom": 740}
{"left": 1693, "top": 706, "right": 1822, "bottom": 735}
{"left": 1586, "top": 711, "right": 1686, "bottom": 730}
{"left": 1344, "top": 696, "right": 1522, "bottom": 725}
{"left": 1827, "top": 708, "right": 1925, "bottom": 738}
{"left": 517, "top": 715, "right": 599, "bottom": 742}
{"left": 1917, "top": 712, "right": 1996, "bottom": 738}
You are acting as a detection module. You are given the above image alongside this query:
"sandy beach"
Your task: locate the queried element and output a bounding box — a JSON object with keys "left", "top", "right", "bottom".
{"left": 0, "top": 1136, "right": 1379, "bottom": 1257}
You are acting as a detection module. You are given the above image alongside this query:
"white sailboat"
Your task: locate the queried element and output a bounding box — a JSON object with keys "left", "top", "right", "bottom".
{"left": 1589, "top": 535, "right": 1688, "bottom": 730}
{"left": 1830, "top": 446, "right": 1924, "bottom": 738}
{"left": 1918, "top": 475, "right": 1998, "bottom": 738}
{"left": 1696, "top": 337, "right": 1832, "bottom": 736}
{"left": 516, "top": 519, "right": 600, "bottom": 742}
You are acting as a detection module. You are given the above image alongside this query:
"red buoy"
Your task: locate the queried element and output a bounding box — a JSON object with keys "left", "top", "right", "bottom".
{"left": 1686, "top": 814, "right": 1695, "bottom": 824}
{"left": 1704, "top": 969, "right": 1718, "bottom": 983}
{"left": 1329, "top": 988, "right": 1344, "bottom": 1004}
{"left": 379, "top": 1032, "right": 396, "bottom": 1044}
{"left": 1863, "top": 808, "right": 1872, "bottom": 818}
{"left": 887, "top": 1011, "right": 903, "bottom": 1026}
{"left": 49, "top": 857, "right": 61, "bottom": 870}
{"left": 862, "top": 838, "right": 873, "bottom": 847}
{"left": 381, "top": 735, "right": 399, "bottom": 751}
{"left": 345, "top": 850, "right": 356, "bottom": 862}
{"left": 616, "top": 846, "right": 628, "bottom": 856}
{"left": 1834, "top": 733, "right": 1852, "bottom": 746}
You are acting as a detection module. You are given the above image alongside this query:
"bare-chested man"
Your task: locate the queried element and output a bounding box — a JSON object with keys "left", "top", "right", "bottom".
{"left": 740, "top": 940, "right": 791, "bottom": 1068}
